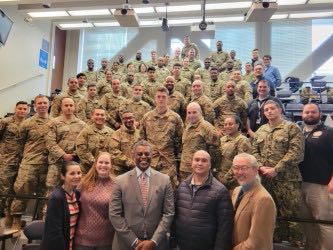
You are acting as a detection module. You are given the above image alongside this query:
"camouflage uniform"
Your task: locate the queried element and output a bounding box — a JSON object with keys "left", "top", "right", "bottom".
{"left": 111, "top": 69, "right": 125, "bottom": 80}
{"left": 210, "top": 50, "right": 229, "bottom": 70}
{"left": 188, "top": 59, "right": 201, "bottom": 71}
{"left": 146, "top": 60, "right": 158, "bottom": 68}
{"left": 181, "top": 43, "right": 200, "bottom": 59}
{"left": 218, "top": 132, "right": 252, "bottom": 188}
{"left": 191, "top": 94, "right": 215, "bottom": 124}
{"left": 142, "top": 79, "right": 163, "bottom": 106}
{"left": 180, "top": 67, "right": 194, "bottom": 82}
{"left": 180, "top": 118, "right": 220, "bottom": 181}
{"left": 300, "top": 87, "right": 318, "bottom": 104}
{"left": 78, "top": 86, "right": 87, "bottom": 97}
{"left": 221, "top": 80, "right": 253, "bottom": 104}
{"left": 223, "top": 59, "right": 242, "bottom": 71}
{"left": 194, "top": 67, "right": 210, "bottom": 83}
{"left": 83, "top": 70, "right": 97, "bottom": 83}
{"left": 131, "top": 60, "right": 144, "bottom": 73}
{"left": 100, "top": 92, "right": 126, "bottom": 130}
{"left": 174, "top": 77, "right": 192, "bottom": 102}
{"left": 218, "top": 69, "right": 233, "bottom": 83}
{"left": 134, "top": 72, "right": 147, "bottom": 84}
{"left": 96, "top": 80, "right": 112, "bottom": 98}
{"left": 50, "top": 90, "right": 83, "bottom": 118}
{"left": 76, "top": 124, "right": 114, "bottom": 173}
{"left": 206, "top": 79, "right": 223, "bottom": 102}
{"left": 252, "top": 120, "right": 305, "bottom": 246}
{"left": 169, "top": 58, "right": 181, "bottom": 68}
{"left": 76, "top": 96, "right": 101, "bottom": 122}
{"left": 242, "top": 71, "right": 255, "bottom": 83}
{"left": 96, "top": 68, "right": 108, "bottom": 82}
{"left": 167, "top": 90, "right": 187, "bottom": 120}
{"left": 0, "top": 116, "right": 25, "bottom": 215}
{"left": 156, "top": 67, "right": 171, "bottom": 84}
{"left": 11, "top": 114, "right": 51, "bottom": 216}
{"left": 140, "top": 108, "right": 184, "bottom": 188}
{"left": 119, "top": 99, "right": 151, "bottom": 124}
{"left": 213, "top": 95, "right": 248, "bottom": 131}
{"left": 109, "top": 126, "right": 140, "bottom": 176}
{"left": 45, "top": 116, "right": 86, "bottom": 193}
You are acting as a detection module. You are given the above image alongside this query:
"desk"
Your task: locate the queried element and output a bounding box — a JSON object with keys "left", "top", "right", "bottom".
{"left": 0, "top": 229, "right": 19, "bottom": 250}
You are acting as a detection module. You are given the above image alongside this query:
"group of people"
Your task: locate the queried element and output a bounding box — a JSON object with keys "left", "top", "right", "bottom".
{"left": 0, "top": 35, "right": 332, "bottom": 250}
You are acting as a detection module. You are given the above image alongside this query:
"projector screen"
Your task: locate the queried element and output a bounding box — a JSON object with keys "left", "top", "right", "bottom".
{"left": 0, "top": 9, "right": 14, "bottom": 46}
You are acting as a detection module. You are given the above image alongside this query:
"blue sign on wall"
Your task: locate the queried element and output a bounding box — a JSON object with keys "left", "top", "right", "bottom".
{"left": 39, "top": 49, "right": 48, "bottom": 69}
{"left": 42, "top": 39, "right": 49, "bottom": 52}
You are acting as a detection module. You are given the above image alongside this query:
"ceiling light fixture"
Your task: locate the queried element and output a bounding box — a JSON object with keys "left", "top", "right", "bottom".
{"left": 93, "top": 22, "right": 120, "bottom": 27}
{"left": 156, "top": 5, "right": 201, "bottom": 13}
{"left": 58, "top": 23, "right": 94, "bottom": 29}
{"left": 68, "top": 9, "right": 111, "bottom": 16}
{"left": 289, "top": 11, "right": 333, "bottom": 18}
{"left": 206, "top": 2, "right": 252, "bottom": 10}
{"left": 28, "top": 11, "right": 69, "bottom": 18}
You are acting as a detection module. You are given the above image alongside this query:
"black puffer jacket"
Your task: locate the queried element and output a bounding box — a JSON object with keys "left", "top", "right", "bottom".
{"left": 174, "top": 172, "right": 234, "bottom": 250}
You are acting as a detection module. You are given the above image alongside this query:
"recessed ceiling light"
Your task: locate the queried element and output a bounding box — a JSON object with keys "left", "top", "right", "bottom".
{"left": 93, "top": 22, "right": 120, "bottom": 27}
{"left": 207, "top": 16, "right": 244, "bottom": 22}
{"left": 28, "top": 11, "right": 69, "bottom": 18}
{"left": 156, "top": 5, "right": 201, "bottom": 13}
{"left": 270, "top": 14, "right": 289, "bottom": 19}
{"left": 68, "top": 9, "right": 111, "bottom": 16}
{"left": 289, "top": 11, "right": 333, "bottom": 18}
{"left": 206, "top": 2, "right": 252, "bottom": 10}
{"left": 277, "top": 0, "right": 307, "bottom": 5}
{"left": 58, "top": 23, "right": 94, "bottom": 29}
{"left": 133, "top": 7, "right": 155, "bottom": 14}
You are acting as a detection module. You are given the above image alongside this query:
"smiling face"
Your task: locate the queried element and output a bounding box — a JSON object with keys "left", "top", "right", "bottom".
{"left": 134, "top": 145, "right": 152, "bottom": 171}
{"left": 92, "top": 108, "right": 106, "bottom": 126}
{"left": 61, "top": 164, "right": 82, "bottom": 189}
{"left": 34, "top": 96, "right": 49, "bottom": 116}
{"left": 15, "top": 103, "right": 29, "bottom": 119}
{"left": 191, "top": 150, "right": 211, "bottom": 176}
{"left": 224, "top": 117, "right": 239, "bottom": 136}
{"left": 232, "top": 156, "right": 257, "bottom": 186}
{"left": 96, "top": 153, "right": 112, "bottom": 178}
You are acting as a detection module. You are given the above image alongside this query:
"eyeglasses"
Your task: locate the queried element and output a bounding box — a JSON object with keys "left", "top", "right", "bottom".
{"left": 232, "top": 166, "right": 252, "bottom": 172}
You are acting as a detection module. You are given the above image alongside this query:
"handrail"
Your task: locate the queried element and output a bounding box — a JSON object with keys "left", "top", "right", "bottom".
{"left": 0, "top": 74, "right": 44, "bottom": 93}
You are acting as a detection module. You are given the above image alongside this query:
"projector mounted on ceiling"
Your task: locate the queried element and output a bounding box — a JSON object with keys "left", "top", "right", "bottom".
{"left": 113, "top": 0, "right": 139, "bottom": 27}
{"left": 245, "top": 0, "right": 278, "bottom": 22}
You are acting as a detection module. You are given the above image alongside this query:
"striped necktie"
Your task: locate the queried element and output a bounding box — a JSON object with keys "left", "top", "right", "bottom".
{"left": 235, "top": 188, "right": 244, "bottom": 210}
{"left": 139, "top": 173, "right": 148, "bottom": 208}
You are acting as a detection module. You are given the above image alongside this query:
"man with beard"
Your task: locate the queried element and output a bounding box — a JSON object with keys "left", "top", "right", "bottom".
{"left": 164, "top": 76, "right": 186, "bottom": 119}
{"left": 116, "top": 53, "right": 126, "bottom": 73}
{"left": 110, "top": 111, "right": 140, "bottom": 176}
{"left": 210, "top": 40, "right": 229, "bottom": 71}
{"left": 299, "top": 103, "right": 333, "bottom": 250}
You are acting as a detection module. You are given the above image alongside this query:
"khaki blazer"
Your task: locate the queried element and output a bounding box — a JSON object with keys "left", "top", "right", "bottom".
{"left": 109, "top": 168, "right": 174, "bottom": 250}
{"left": 232, "top": 182, "right": 276, "bottom": 250}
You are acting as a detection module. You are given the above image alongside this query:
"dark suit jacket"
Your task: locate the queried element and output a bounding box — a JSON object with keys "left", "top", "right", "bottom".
{"left": 231, "top": 182, "right": 276, "bottom": 250}
{"left": 109, "top": 168, "right": 174, "bottom": 250}
{"left": 40, "top": 187, "right": 80, "bottom": 250}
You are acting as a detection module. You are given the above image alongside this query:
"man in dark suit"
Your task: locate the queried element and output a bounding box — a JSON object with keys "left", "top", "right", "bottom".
{"left": 109, "top": 140, "right": 174, "bottom": 250}
{"left": 231, "top": 153, "right": 276, "bottom": 250}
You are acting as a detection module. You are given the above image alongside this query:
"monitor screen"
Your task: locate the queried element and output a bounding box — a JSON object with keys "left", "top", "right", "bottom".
{"left": 0, "top": 9, "right": 14, "bottom": 45}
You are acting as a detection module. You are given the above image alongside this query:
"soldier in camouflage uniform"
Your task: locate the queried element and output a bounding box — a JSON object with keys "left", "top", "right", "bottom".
{"left": 252, "top": 100, "right": 305, "bottom": 247}
{"left": 83, "top": 59, "right": 97, "bottom": 84}
{"left": 116, "top": 54, "right": 126, "bottom": 74}
{"left": 76, "top": 108, "right": 114, "bottom": 173}
{"left": 228, "top": 50, "right": 242, "bottom": 71}
{"left": 50, "top": 77, "right": 83, "bottom": 118}
{"left": 100, "top": 79, "right": 127, "bottom": 130}
{"left": 109, "top": 111, "right": 140, "bottom": 176}
{"left": 140, "top": 86, "right": 184, "bottom": 188}
{"left": 146, "top": 50, "right": 158, "bottom": 68}
{"left": 77, "top": 83, "right": 100, "bottom": 123}
{"left": 119, "top": 83, "right": 151, "bottom": 125}
{"left": 187, "top": 49, "right": 201, "bottom": 71}
{"left": 0, "top": 101, "right": 29, "bottom": 227}
{"left": 326, "top": 83, "right": 333, "bottom": 103}
{"left": 156, "top": 57, "right": 171, "bottom": 83}
{"left": 142, "top": 66, "right": 163, "bottom": 106}
{"left": 96, "top": 70, "right": 112, "bottom": 98}
{"left": 131, "top": 51, "right": 144, "bottom": 73}
{"left": 213, "top": 81, "right": 248, "bottom": 134}
{"left": 194, "top": 57, "right": 211, "bottom": 84}
{"left": 210, "top": 40, "right": 229, "bottom": 71}
{"left": 164, "top": 76, "right": 186, "bottom": 120}
{"left": 205, "top": 67, "right": 223, "bottom": 102}
{"left": 190, "top": 80, "right": 215, "bottom": 124}
{"left": 96, "top": 58, "right": 109, "bottom": 82}
{"left": 217, "top": 115, "right": 252, "bottom": 189}
{"left": 134, "top": 63, "right": 148, "bottom": 84}
{"left": 169, "top": 47, "right": 182, "bottom": 67}
{"left": 172, "top": 63, "right": 192, "bottom": 102}
{"left": 76, "top": 72, "right": 87, "bottom": 96}
{"left": 180, "top": 102, "right": 220, "bottom": 181}
{"left": 224, "top": 70, "right": 253, "bottom": 104}
{"left": 111, "top": 61, "right": 125, "bottom": 80}
{"left": 242, "top": 62, "right": 255, "bottom": 83}
{"left": 218, "top": 59, "right": 234, "bottom": 82}
{"left": 10, "top": 95, "right": 51, "bottom": 229}
{"left": 45, "top": 97, "right": 86, "bottom": 195}
{"left": 180, "top": 58, "right": 194, "bottom": 83}
{"left": 181, "top": 35, "right": 200, "bottom": 59}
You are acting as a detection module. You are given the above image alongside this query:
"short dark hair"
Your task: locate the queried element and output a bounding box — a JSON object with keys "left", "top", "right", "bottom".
{"left": 252, "top": 48, "right": 259, "bottom": 52}
{"left": 147, "top": 66, "right": 156, "bottom": 72}
{"left": 263, "top": 55, "right": 272, "bottom": 60}
{"left": 34, "top": 94, "right": 49, "bottom": 103}
{"left": 173, "top": 63, "right": 182, "bottom": 68}
{"left": 87, "top": 83, "right": 97, "bottom": 89}
{"left": 16, "top": 101, "right": 28, "bottom": 107}
{"left": 61, "top": 161, "right": 81, "bottom": 177}
{"left": 76, "top": 72, "right": 86, "bottom": 79}
{"left": 225, "top": 115, "right": 242, "bottom": 131}
{"left": 210, "top": 67, "right": 219, "bottom": 72}
{"left": 156, "top": 86, "right": 169, "bottom": 94}
{"left": 263, "top": 100, "right": 281, "bottom": 109}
